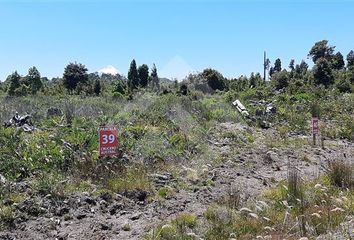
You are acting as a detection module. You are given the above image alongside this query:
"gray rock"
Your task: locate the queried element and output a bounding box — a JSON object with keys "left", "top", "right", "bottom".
{"left": 47, "top": 107, "right": 63, "bottom": 117}
{"left": 57, "top": 232, "right": 68, "bottom": 240}
{"left": 109, "top": 203, "right": 123, "bottom": 215}
{"left": 76, "top": 212, "right": 87, "bottom": 220}
{"left": 55, "top": 207, "right": 70, "bottom": 216}
{"left": 100, "top": 222, "right": 112, "bottom": 230}
{"left": 84, "top": 197, "right": 96, "bottom": 205}
{"left": 130, "top": 213, "right": 142, "bottom": 221}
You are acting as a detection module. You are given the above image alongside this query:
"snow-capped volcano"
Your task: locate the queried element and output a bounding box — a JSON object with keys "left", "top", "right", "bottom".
{"left": 98, "top": 65, "right": 120, "bottom": 75}
{"left": 160, "top": 55, "right": 194, "bottom": 81}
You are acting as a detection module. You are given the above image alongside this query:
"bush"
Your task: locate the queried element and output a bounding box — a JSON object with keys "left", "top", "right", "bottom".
{"left": 272, "top": 70, "right": 290, "bottom": 90}
{"left": 327, "top": 160, "right": 353, "bottom": 189}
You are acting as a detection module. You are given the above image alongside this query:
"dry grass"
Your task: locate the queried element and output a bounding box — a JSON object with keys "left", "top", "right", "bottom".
{"left": 327, "top": 159, "right": 354, "bottom": 189}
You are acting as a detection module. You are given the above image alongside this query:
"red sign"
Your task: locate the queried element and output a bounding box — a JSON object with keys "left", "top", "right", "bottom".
{"left": 312, "top": 117, "right": 319, "bottom": 135}
{"left": 99, "top": 126, "right": 119, "bottom": 156}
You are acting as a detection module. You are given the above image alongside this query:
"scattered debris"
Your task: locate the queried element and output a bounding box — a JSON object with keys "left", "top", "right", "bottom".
{"left": 259, "top": 120, "right": 271, "bottom": 129}
{"left": 232, "top": 99, "right": 249, "bottom": 117}
{"left": 3, "top": 112, "right": 35, "bottom": 132}
{"left": 149, "top": 173, "right": 172, "bottom": 187}
{"left": 250, "top": 100, "right": 277, "bottom": 115}
{"left": 0, "top": 174, "right": 7, "bottom": 185}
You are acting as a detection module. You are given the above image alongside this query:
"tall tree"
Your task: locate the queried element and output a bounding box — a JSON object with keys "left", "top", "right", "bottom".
{"left": 347, "top": 50, "right": 354, "bottom": 68}
{"left": 63, "top": 62, "right": 88, "bottom": 94}
{"left": 273, "top": 70, "right": 289, "bottom": 90}
{"left": 7, "top": 71, "right": 21, "bottom": 96}
{"left": 269, "top": 67, "right": 275, "bottom": 78}
{"left": 138, "top": 64, "right": 149, "bottom": 88}
{"left": 202, "top": 68, "right": 225, "bottom": 91}
{"left": 128, "top": 59, "right": 139, "bottom": 90}
{"left": 308, "top": 40, "right": 335, "bottom": 63}
{"left": 150, "top": 63, "right": 159, "bottom": 90}
{"left": 289, "top": 59, "right": 295, "bottom": 72}
{"left": 274, "top": 58, "right": 282, "bottom": 72}
{"left": 27, "top": 66, "right": 43, "bottom": 94}
{"left": 93, "top": 79, "right": 101, "bottom": 96}
{"left": 313, "top": 58, "right": 334, "bottom": 87}
{"left": 332, "top": 52, "right": 345, "bottom": 70}
{"left": 299, "top": 60, "right": 309, "bottom": 74}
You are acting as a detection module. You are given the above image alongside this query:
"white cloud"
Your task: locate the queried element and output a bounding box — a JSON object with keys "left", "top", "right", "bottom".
{"left": 98, "top": 65, "right": 120, "bottom": 75}
{"left": 160, "top": 55, "right": 194, "bottom": 81}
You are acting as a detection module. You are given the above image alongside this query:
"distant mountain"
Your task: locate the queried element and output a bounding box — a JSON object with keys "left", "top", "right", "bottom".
{"left": 160, "top": 55, "right": 194, "bottom": 81}
{"left": 159, "top": 77, "right": 174, "bottom": 85}
{"left": 98, "top": 65, "right": 120, "bottom": 76}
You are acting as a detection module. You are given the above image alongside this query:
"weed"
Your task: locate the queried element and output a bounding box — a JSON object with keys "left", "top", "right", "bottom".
{"left": 122, "top": 223, "right": 131, "bottom": 231}
{"left": 287, "top": 164, "right": 304, "bottom": 205}
{"left": 245, "top": 132, "right": 255, "bottom": 143}
{"left": 106, "top": 165, "right": 152, "bottom": 193}
{"left": 157, "top": 186, "right": 174, "bottom": 199}
{"left": 0, "top": 205, "right": 15, "bottom": 229}
{"left": 327, "top": 159, "right": 353, "bottom": 189}
{"left": 302, "top": 155, "right": 311, "bottom": 163}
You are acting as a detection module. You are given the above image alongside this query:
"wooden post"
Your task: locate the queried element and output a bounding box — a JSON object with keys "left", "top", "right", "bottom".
{"left": 312, "top": 117, "right": 319, "bottom": 146}
{"left": 321, "top": 136, "right": 324, "bottom": 149}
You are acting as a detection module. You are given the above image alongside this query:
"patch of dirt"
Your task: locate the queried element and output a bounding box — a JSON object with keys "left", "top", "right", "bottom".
{"left": 1, "top": 122, "right": 353, "bottom": 240}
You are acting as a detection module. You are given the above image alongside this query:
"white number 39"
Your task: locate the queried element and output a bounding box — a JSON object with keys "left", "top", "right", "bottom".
{"left": 102, "top": 134, "right": 115, "bottom": 144}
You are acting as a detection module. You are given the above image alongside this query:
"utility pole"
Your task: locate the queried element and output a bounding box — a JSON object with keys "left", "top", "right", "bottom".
{"left": 263, "top": 51, "right": 266, "bottom": 81}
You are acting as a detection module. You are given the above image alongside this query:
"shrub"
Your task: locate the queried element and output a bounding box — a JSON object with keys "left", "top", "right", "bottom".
{"left": 327, "top": 160, "right": 353, "bottom": 189}
{"left": 272, "top": 70, "right": 289, "bottom": 90}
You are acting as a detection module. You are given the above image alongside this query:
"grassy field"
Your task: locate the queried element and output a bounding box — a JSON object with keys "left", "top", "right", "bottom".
{"left": 0, "top": 88, "right": 353, "bottom": 239}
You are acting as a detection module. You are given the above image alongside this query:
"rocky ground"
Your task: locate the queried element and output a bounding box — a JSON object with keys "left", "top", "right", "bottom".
{"left": 1, "top": 122, "right": 353, "bottom": 240}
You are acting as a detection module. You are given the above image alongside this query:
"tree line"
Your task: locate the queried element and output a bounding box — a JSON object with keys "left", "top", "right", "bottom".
{"left": 0, "top": 59, "right": 161, "bottom": 97}
{"left": 1, "top": 40, "right": 353, "bottom": 97}
{"left": 226, "top": 40, "right": 354, "bottom": 94}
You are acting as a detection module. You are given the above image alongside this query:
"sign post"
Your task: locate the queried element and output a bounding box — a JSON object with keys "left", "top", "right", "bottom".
{"left": 99, "top": 126, "right": 119, "bottom": 157}
{"left": 312, "top": 117, "right": 319, "bottom": 145}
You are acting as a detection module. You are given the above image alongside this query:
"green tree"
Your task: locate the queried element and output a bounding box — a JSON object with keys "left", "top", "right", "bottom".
{"left": 272, "top": 70, "right": 289, "bottom": 90}
{"left": 7, "top": 71, "right": 21, "bottom": 96}
{"left": 332, "top": 52, "right": 345, "bottom": 70}
{"left": 346, "top": 67, "right": 354, "bottom": 84}
{"left": 299, "top": 60, "right": 309, "bottom": 74}
{"left": 128, "top": 59, "right": 139, "bottom": 90}
{"left": 289, "top": 59, "right": 295, "bottom": 71}
{"left": 138, "top": 64, "right": 149, "bottom": 87}
{"left": 179, "top": 84, "right": 188, "bottom": 95}
{"left": 150, "top": 63, "right": 159, "bottom": 90}
{"left": 93, "top": 79, "right": 101, "bottom": 96}
{"left": 269, "top": 67, "right": 275, "bottom": 77}
{"left": 249, "top": 72, "right": 257, "bottom": 87}
{"left": 308, "top": 40, "right": 335, "bottom": 63}
{"left": 347, "top": 50, "right": 354, "bottom": 68}
{"left": 313, "top": 58, "right": 334, "bottom": 87}
{"left": 274, "top": 58, "right": 282, "bottom": 72}
{"left": 202, "top": 68, "right": 225, "bottom": 91}
{"left": 249, "top": 72, "right": 262, "bottom": 87}
{"left": 63, "top": 62, "right": 88, "bottom": 94}
{"left": 114, "top": 79, "right": 127, "bottom": 95}
{"left": 27, "top": 66, "right": 43, "bottom": 94}
{"left": 336, "top": 78, "right": 352, "bottom": 93}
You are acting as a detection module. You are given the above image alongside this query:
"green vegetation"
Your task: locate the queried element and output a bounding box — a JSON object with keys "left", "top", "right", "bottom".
{"left": 145, "top": 214, "right": 198, "bottom": 240}
{"left": 1, "top": 39, "right": 354, "bottom": 237}
{"left": 147, "top": 163, "right": 354, "bottom": 239}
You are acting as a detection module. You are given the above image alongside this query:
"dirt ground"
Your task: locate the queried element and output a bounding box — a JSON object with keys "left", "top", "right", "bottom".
{"left": 1, "top": 122, "right": 353, "bottom": 240}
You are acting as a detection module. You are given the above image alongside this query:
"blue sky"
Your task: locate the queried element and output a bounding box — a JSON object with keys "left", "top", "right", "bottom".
{"left": 0, "top": 0, "right": 354, "bottom": 81}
